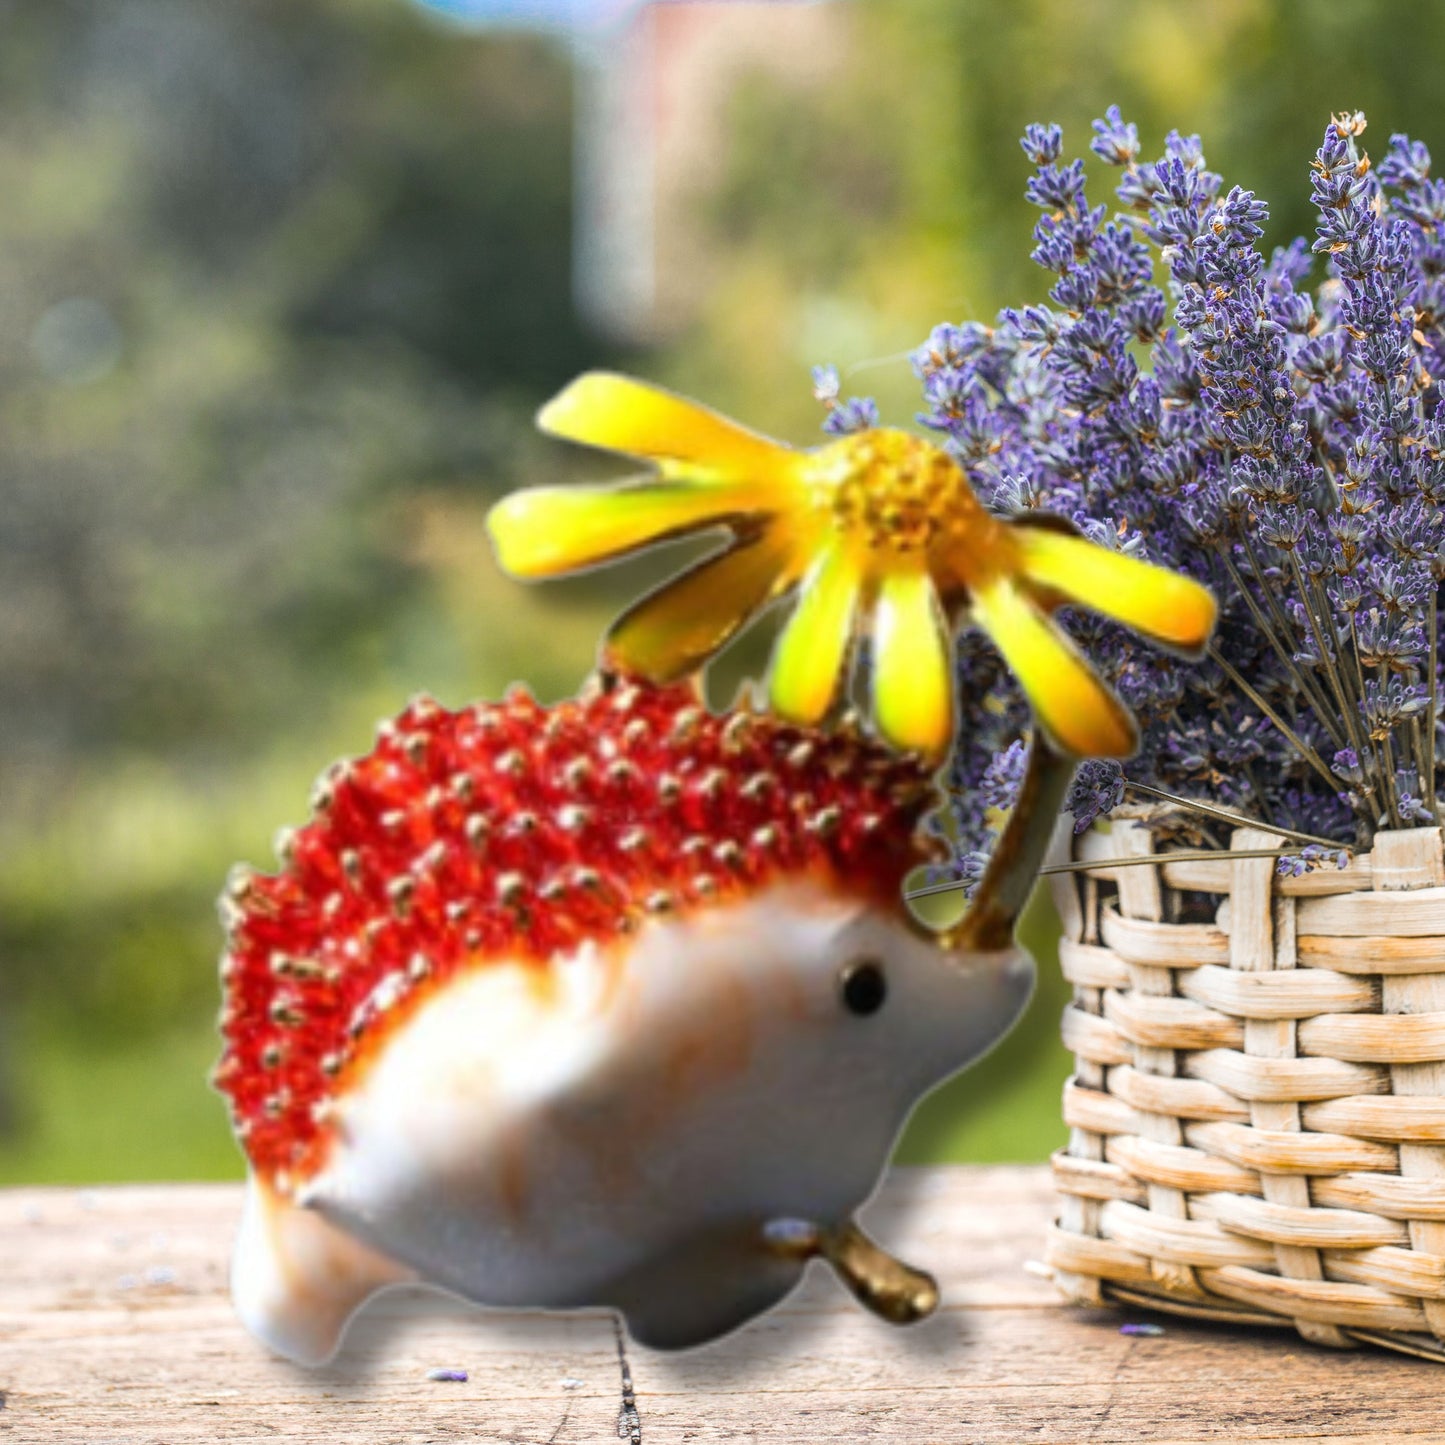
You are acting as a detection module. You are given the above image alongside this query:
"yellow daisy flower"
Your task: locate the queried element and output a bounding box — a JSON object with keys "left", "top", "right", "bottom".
{"left": 487, "top": 372, "right": 1216, "bottom": 761}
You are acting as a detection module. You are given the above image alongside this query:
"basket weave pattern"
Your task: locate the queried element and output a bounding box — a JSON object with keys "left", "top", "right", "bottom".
{"left": 1046, "top": 812, "right": 1445, "bottom": 1360}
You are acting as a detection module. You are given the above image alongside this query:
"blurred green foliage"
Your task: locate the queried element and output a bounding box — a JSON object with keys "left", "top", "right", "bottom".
{"left": 0, "top": 0, "right": 619, "bottom": 1177}
{"left": 1, "top": 0, "right": 1441, "bottom": 1182}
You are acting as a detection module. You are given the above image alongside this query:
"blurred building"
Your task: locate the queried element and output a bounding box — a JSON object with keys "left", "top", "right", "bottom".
{"left": 415, "top": 0, "right": 847, "bottom": 339}
{"left": 574, "top": 0, "right": 846, "bottom": 339}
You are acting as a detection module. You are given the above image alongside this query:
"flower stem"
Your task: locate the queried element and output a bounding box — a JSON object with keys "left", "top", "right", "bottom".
{"left": 1298, "top": 560, "right": 1374, "bottom": 776}
{"left": 1207, "top": 643, "right": 1346, "bottom": 794}
{"left": 1348, "top": 613, "right": 1393, "bottom": 831}
{"left": 1122, "top": 779, "right": 1352, "bottom": 850}
{"left": 1410, "top": 713, "right": 1428, "bottom": 814}
{"left": 1038, "top": 847, "right": 1318, "bottom": 876}
{"left": 1216, "top": 543, "right": 1345, "bottom": 750}
{"left": 1236, "top": 527, "right": 1347, "bottom": 747}
{"left": 903, "top": 847, "right": 1341, "bottom": 899}
{"left": 1428, "top": 601, "right": 1439, "bottom": 821}
{"left": 1372, "top": 661, "right": 1404, "bottom": 829}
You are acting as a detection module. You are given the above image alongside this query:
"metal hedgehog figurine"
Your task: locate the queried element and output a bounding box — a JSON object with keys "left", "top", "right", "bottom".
{"left": 213, "top": 673, "right": 1069, "bottom": 1364}
{"left": 215, "top": 373, "right": 1216, "bottom": 1365}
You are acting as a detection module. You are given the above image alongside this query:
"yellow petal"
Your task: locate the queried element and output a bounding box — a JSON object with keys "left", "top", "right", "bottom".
{"left": 487, "top": 478, "right": 763, "bottom": 579}
{"left": 970, "top": 577, "right": 1138, "bottom": 758}
{"left": 769, "top": 545, "right": 863, "bottom": 723}
{"left": 871, "top": 570, "right": 954, "bottom": 759}
{"left": 1011, "top": 521, "right": 1217, "bottom": 655}
{"left": 538, "top": 372, "right": 794, "bottom": 481}
{"left": 605, "top": 526, "right": 802, "bottom": 683}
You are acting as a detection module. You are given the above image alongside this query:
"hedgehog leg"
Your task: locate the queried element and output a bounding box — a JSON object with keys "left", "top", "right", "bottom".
{"left": 766, "top": 1217, "right": 938, "bottom": 1324}
{"left": 820, "top": 1218, "right": 938, "bottom": 1323}
{"left": 232, "top": 1173, "right": 414, "bottom": 1366}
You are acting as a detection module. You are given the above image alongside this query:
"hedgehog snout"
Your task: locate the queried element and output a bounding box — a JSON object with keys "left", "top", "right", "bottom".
{"left": 874, "top": 920, "right": 1038, "bottom": 1092}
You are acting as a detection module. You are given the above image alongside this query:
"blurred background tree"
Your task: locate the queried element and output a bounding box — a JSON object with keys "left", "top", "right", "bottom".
{"left": 1, "top": 0, "right": 1441, "bottom": 1181}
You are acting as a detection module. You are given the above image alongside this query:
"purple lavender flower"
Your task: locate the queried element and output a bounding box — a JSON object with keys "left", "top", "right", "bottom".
{"left": 811, "top": 368, "right": 879, "bottom": 436}
{"left": 1067, "top": 760, "right": 1126, "bottom": 834}
{"left": 877, "top": 109, "right": 1445, "bottom": 883}
{"left": 810, "top": 364, "right": 841, "bottom": 407}
{"left": 822, "top": 396, "right": 880, "bottom": 435}
{"left": 1278, "top": 844, "right": 1352, "bottom": 877}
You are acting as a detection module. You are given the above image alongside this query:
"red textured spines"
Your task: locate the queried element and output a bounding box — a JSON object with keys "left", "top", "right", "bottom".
{"left": 214, "top": 673, "right": 938, "bottom": 1188}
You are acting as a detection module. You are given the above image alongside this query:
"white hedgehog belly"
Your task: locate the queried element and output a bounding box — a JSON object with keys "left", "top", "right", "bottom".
{"left": 307, "top": 951, "right": 640, "bottom": 1305}
{"left": 235, "top": 883, "right": 902, "bottom": 1362}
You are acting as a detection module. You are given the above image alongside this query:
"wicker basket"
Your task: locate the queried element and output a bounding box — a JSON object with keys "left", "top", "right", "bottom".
{"left": 1045, "top": 810, "right": 1445, "bottom": 1360}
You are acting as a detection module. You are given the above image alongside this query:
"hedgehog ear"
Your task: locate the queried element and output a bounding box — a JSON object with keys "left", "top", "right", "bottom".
{"left": 943, "top": 730, "right": 1078, "bottom": 953}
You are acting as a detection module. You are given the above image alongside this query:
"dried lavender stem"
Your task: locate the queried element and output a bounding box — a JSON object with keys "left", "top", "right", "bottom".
{"left": 1242, "top": 761, "right": 1277, "bottom": 825}
{"left": 1217, "top": 543, "right": 1345, "bottom": 750}
{"left": 1410, "top": 713, "right": 1428, "bottom": 813}
{"left": 1122, "top": 779, "right": 1351, "bottom": 849}
{"left": 1037, "top": 847, "right": 1322, "bottom": 876}
{"left": 1298, "top": 559, "right": 1374, "bottom": 771}
{"left": 1308, "top": 571, "right": 1375, "bottom": 778}
{"left": 1314, "top": 443, "right": 1343, "bottom": 509}
{"left": 1378, "top": 663, "right": 1405, "bottom": 829}
{"left": 1346, "top": 612, "right": 1393, "bottom": 832}
{"left": 904, "top": 847, "right": 1339, "bottom": 898}
{"left": 1429, "top": 601, "right": 1439, "bottom": 821}
{"left": 1213, "top": 543, "right": 1335, "bottom": 739}
{"left": 1303, "top": 567, "right": 1381, "bottom": 833}
{"left": 1293, "top": 557, "right": 1361, "bottom": 731}
{"left": 1207, "top": 643, "right": 1346, "bottom": 794}
{"left": 1236, "top": 527, "right": 1347, "bottom": 747}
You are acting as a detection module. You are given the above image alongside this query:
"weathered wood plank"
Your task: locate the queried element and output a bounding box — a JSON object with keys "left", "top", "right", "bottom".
{"left": 3, "top": 1168, "right": 1445, "bottom": 1442}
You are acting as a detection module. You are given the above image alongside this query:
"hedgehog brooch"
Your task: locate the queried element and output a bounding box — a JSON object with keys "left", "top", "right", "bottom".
{"left": 215, "top": 375, "right": 1215, "bottom": 1363}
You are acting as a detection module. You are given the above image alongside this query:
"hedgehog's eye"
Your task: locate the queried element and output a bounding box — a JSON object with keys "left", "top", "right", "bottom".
{"left": 839, "top": 958, "right": 887, "bottom": 1017}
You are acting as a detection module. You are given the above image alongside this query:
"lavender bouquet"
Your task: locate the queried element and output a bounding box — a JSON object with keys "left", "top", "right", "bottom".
{"left": 824, "top": 109, "right": 1445, "bottom": 889}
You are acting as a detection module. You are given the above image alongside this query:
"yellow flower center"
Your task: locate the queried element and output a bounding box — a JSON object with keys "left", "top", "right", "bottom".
{"left": 808, "top": 429, "right": 984, "bottom": 557}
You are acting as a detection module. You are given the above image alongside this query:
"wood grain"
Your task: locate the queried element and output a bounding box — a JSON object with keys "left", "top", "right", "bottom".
{"left": 1296, "top": 885, "right": 1445, "bottom": 936}
{"left": 6, "top": 1167, "right": 1445, "bottom": 1443}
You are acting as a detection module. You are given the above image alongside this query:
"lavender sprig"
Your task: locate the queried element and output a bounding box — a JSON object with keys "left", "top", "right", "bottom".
{"left": 867, "top": 109, "right": 1445, "bottom": 885}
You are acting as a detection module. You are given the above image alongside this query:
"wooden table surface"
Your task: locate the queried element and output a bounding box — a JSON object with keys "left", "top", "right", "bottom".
{"left": 4, "top": 1166, "right": 1445, "bottom": 1443}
